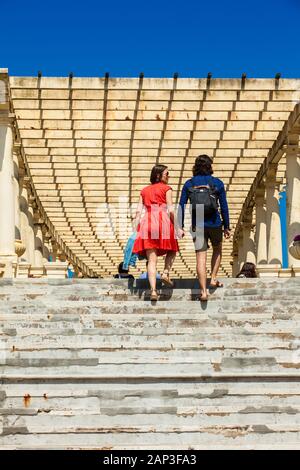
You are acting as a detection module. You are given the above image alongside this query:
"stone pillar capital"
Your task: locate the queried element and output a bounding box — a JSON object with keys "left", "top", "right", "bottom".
{"left": 12, "top": 141, "right": 21, "bottom": 154}
{"left": 51, "top": 239, "right": 59, "bottom": 249}
{"left": 28, "top": 194, "right": 37, "bottom": 210}
{"left": 255, "top": 185, "right": 266, "bottom": 202}
{"left": 242, "top": 207, "right": 254, "bottom": 226}
{"left": 286, "top": 132, "right": 299, "bottom": 148}
{"left": 33, "top": 210, "right": 44, "bottom": 226}
{"left": 41, "top": 225, "right": 51, "bottom": 239}
{"left": 18, "top": 166, "right": 26, "bottom": 183}
{"left": 0, "top": 112, "right": 15, "bottom": 127}
{"left": 23, "top": 175, "right": 32, "bottom": 190}
{"left": 266, "top": 163, "right": 279, "bottom": 184}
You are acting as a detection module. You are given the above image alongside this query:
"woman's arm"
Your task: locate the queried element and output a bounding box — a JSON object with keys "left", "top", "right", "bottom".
{"left": 166, "top": 189, "right": 184, "bottom": 238}
{"left": 133, "top": 194, "right": 143, "bottom": 231}
{"left": 166, "top": 189, "right": 175, "bottom": 224}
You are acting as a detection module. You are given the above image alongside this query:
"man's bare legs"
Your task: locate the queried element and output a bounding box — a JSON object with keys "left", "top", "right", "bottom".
{"left": 196, "top": 250, "right": 208, "bottom": 300}
{"left": 161, "top": 251, "right": 176, "bottom": 286}
{"left": 210, "top": 243, "right": 223, "bottom": 287}
{"left": 164, "top": 251, "right": 176, "bottom": 273}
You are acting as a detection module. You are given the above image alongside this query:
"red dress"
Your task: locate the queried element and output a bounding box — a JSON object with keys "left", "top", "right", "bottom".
{"left": 133, "top": 182, "right": 179, "bottom": 257}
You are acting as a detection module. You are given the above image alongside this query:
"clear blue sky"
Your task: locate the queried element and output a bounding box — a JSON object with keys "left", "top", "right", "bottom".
{"left": 1, "top": 0, "right": 300, "bottom": 77}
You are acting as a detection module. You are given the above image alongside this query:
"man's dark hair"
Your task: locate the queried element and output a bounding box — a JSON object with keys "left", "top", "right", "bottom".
{"left": 118, "top": 262, "right": 128, "bottom": 274}
{"left": 150, "top": 164, "right": 168, "bottom": 184}
{"left": 193, "top": 155, "right": 213, "bottom": 176}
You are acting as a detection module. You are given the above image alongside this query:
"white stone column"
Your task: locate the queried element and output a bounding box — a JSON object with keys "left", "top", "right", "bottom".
{"left": 51, "top": 240, "right": 58, "bottom": 262}
{"left": 29, "top": 209, "right": 45, "bottom": 277}
{"left": 12, "top": 148, "right": 27, "bottom": 277}
{"left": 242, "top": 214, "right": 256, "bottom": 265}
{"left": 14, "top": 168, "right": 30, "bottom": 277}
{"left": 266, "top": 165, "right": 282, "bottom": 266}
{"left": 0, "top": 115, "right": 16, "bottom": 277}
{"left": 41, "top": 227, "right": 51, "bottom": 263}
{"left": 25, "top": 182, "right": 36, "bottom": 266}
{"left": 33, "top": 220, "right": 44, "bottom": 266}
{"left": 19, "top": 176, "right": 32, "bottom": 264}
{"left": 255, "top": 186, "right": 267, "bottom": 265}
{"left": 13, "top": 147, "right": 21, "bottom": 240}
{"left": 286, "top": 141, "right": 300, "bottom": 270}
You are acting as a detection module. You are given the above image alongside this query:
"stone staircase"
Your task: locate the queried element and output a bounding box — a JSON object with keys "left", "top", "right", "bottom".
{"left": 1, "top": 277, "right": 300, "bottom": 449}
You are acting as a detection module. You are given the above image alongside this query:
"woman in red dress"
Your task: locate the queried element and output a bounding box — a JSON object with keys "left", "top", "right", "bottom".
{"left": 133, "top": 165, "right": 183, "bottom": 301}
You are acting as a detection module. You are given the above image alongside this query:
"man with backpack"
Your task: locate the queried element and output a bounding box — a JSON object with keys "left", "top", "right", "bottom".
{"left": 177, "top": 155, "right": 230, "bottom": 301}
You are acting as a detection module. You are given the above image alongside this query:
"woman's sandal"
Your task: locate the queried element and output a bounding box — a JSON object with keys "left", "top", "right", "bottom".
{"left": 150, "top": 289, "right": 158, "bottom": 301}
{"left": 161, "top": 271, "right": 174, "bottom": 288}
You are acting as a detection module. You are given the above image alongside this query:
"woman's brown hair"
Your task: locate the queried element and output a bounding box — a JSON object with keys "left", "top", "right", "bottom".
{"left": 150, "top": 164, "right": 168, "bottom": 184}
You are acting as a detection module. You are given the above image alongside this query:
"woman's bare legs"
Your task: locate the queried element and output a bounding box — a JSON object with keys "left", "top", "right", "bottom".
{"left": 196, "top": 250, "right": 208, "bottom": 300}
{"left": 146, "top": 249, "right": 158, "bottom": 292}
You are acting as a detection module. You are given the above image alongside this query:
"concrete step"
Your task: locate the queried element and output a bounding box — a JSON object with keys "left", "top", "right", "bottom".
{"left": 2, "top": 348, "right": 300, "bottom": 363}
{"left": 1, "top": 322, "right": 300, "bottom": 336}
{"left": 1, "top": 278, "right": 300, "bottom": 449}
{"left": 1, "top": 278, "right": 300, "bottom": 301}
{"left": 1, "top": 430, "right": 300, "bottom": 449}
{"left": 1, "top": 300, "right": 300, "bottom": 317}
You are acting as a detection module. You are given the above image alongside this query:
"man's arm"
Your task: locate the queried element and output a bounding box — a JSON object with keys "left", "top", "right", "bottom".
{"left": 218, "top": 182, "right": 230, "bottom": 230}
{"left": 177, "top": 182, "right": 189, "bottom": 229}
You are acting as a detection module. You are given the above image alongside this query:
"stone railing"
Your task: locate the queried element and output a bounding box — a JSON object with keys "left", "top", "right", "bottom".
{"left": 233, "top": 102, "right": 300, "bottom": 277}
{"left": 17, "top": 143, "right": 98, "bottom": 278}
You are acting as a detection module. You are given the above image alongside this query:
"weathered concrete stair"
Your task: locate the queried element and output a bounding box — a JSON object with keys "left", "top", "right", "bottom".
{"left": 1, "top": 278, "right": 300, "bottom": 449}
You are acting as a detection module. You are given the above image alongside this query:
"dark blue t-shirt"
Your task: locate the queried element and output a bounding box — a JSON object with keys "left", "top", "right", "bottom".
{"left": 178, "top": 175, "right": 230, "bottom": 229}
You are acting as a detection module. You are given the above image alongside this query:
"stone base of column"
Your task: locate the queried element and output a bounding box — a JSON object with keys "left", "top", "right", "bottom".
{"left": 0, "top": 262, "right": 5, "bottom": 278}
{"left": 257, "top": 264, "right": 281, "bottom": 277}
{"left": 292, "top": 267, "right": 300, "bottom": 277}
{"left": 0, "top": 255, "right": 18, "bottom": 278}
{"left": 44, "top": 261, "right": 68, "bottom": 279}
{"left": 15, "top": 261, "right": 31, "bottom": 278}
{"left": 278, "top": 268, "right": 294, "bottom": 278}
{"left": 29, "top": 266, "right": 45, "bottom": 278}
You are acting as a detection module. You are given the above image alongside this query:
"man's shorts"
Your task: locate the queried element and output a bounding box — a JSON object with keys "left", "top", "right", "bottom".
{"left": 190, "top": 226, "right": 223, "bottom": 252}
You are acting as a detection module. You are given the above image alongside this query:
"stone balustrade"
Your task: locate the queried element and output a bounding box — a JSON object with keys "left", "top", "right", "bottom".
{"left": 233, "top": 103, "right": 300, "bottom": 277}
{"left": 0, "top": 69, "right": 91, "bottom": 279}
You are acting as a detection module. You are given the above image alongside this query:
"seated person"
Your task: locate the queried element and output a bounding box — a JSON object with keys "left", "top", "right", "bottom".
{"left": 139, "top": 262, "right": 161, "bottom": 280}
{"left": 67, "top": 263, "right": 75, "bottom": 278}
{"left": 114, "top": 262, "right": 134, "bottom": 280}
{"left": 236, "top": 262, "right": 258, "bottom": 278}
